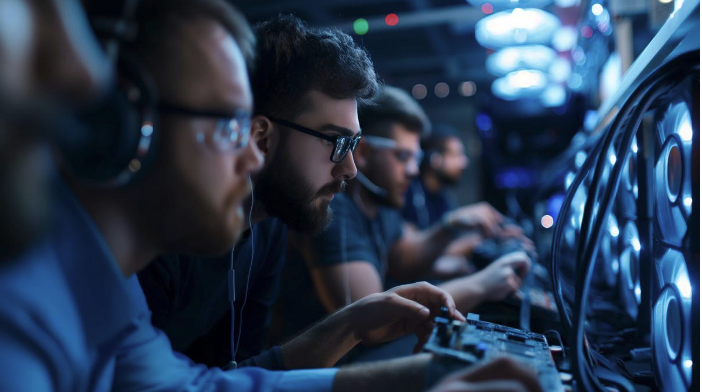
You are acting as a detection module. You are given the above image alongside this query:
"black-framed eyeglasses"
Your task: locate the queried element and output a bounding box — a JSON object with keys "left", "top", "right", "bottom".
{"left": 158, "top": 101, "right": 252, "bottom": 151}
{"left": 268, "top": 117, "right": 361, "bottom": 164}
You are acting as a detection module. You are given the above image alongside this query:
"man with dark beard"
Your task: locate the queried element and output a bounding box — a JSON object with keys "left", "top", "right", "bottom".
{"left": 279, "top": 86, "right": 533, "bottom": 351}
{"left": 137, "top": 14, "right": 465, "bottom": 371}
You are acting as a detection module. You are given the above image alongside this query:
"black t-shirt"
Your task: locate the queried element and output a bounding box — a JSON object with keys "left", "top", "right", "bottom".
{"left": 402, "top": 177, "right": 456, "bottom": 230}
{"left": 138, "top": 217, "right": 287, "bottom": 369}
{"left": 277, "top": 192, "right": 404, "bottom": 342}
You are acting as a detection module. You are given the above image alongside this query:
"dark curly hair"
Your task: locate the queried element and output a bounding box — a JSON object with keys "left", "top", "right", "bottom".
{"left": 251, "top": 14, "right": 380, "bottom": 120}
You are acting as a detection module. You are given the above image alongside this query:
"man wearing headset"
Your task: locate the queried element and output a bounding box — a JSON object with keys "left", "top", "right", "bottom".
{"left": 403, "top": 124, "right": 470, "bottom": 231}
{"left": 280, "top": 86, "right": 533, "bottom": 344}
{"left": 0, "top": 1, "right": 540, "bottom": 392}
{"left": 0, "top": 0, "right": 111, "bottom": 263}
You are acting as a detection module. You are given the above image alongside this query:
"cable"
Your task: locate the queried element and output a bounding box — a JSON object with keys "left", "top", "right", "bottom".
{"left": 576, "top": 78, "right": 670, "bottom": 392}
{"left": 570, "top": 52, "right": 699, "bottom": 391}
{"left": 576, "top": 62, "right": 698, "bottom": 391}
{"left": 234, "top": 176, "right": 256, "bottom": 358}
{"left": 228, "top": 176, "right": 257, "bottom": 367}
{"left": 551, "top": 133, "right": 607, "bottom": 337}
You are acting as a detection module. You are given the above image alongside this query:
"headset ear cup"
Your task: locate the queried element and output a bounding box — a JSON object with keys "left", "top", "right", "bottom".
{"left": 63, "top": 54, "right": 157, "bottom": 185}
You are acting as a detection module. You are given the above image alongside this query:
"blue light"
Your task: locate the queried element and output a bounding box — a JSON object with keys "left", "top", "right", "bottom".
{"left": 552, "top": 26, "right": 578, "bottom": 51}
{"left": 591, "top": 3, "right": 604, "bottom": 16}
{"left": 492, "top": 69, "right": 548, "bottom": 100}
{"left": 547, "top": 193, "right": 565, "bottom": 219}
{"left": 486, "top": 45, "right": 556, "bottom": 76}
{"left": 476, "top": 113, "right": 493, "bottom": 133}
{"left": 676, "top": 268, "right": 692, "bottom": 298}
{"left": 549, "top": 58, "right": 572, "bottom": 82}
{"left": 476, "top": 8, "right": 560, "bottom": 49}
{"left": 677, "top": 110, "right": 693, "bottom": 142}
{"left": 496, "top": 167, "right": 534, "bottom": 189}
{"left": 540, "top": 84, "right": 566, "bottom": 107}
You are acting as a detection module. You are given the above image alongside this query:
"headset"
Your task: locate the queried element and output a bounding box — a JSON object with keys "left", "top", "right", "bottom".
{"left": 355, "top": 171, "right": 389, "bottom": 199}
{"left": 59, "top": 0, "right": 158, "bottom": 186}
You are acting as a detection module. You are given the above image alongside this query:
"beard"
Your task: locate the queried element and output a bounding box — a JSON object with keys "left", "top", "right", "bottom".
{"left": 256, "top": 148, "right": 346, "bottom": 234}
{"left": 436, "top": 169, "right": 462, "bottom": 186}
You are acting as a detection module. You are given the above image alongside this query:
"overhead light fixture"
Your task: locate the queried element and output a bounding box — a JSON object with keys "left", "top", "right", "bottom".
{"left": 549, "top": 57, "right": 572, "bottom": 83}
{"left": 486, "top": 45, "right": 556, "bottom": 76}
{"left": 540, "top": 84, "right": 567, "bottom": 107}
{"left": 466, "top": 0, "right": 554, "bottom": 10}
{"left": 492, "top": 69, "right": 548, "bottom": 100}
{"left": 475, "top": 8, "right": 560, "bottom": 49}
{"left": 552, "top": 26, "right": 578, "bottom": 51}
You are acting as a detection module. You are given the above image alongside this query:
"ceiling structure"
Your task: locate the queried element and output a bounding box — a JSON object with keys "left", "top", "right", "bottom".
{"left": 234, "top": 0, "right": 545, "bottom": 103}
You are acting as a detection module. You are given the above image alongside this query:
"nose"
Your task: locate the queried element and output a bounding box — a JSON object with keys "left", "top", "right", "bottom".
{"left": 234, "top": 140, "right": 264, "bottom": 177}
{"left": 31, "top": 0, "right": 112, "bottom": 102}
{"left": 406, "top": 158, "right": 420, "bottom": 178}
{"left": 332, "top": 150, "right": 357, "bottom": 180}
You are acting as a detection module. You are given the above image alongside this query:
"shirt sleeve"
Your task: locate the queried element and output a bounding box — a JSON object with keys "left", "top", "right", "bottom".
{"left": 238, "top": 346, "right": 285, "bottom": 370}
{"left": 0, "top": 315, "right": 60, "bottom": 392}
{"left": 309, "top": 196, "right": 379, "bottom": 267}
{"left": 114, "top": 276, "right": 337, "bottom": 392}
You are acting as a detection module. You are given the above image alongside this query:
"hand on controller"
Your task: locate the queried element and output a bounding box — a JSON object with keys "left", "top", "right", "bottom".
{"left": 474, "top": 251, "right": 531, "bottom": 302}
{"left": 344, "top": 282, "right": 466, "bottom": 353}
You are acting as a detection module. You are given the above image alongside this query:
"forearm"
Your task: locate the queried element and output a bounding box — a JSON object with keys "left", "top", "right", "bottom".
{"left": 280, "top": 309, "right": 359, "bottom": 369}
{"left": 439, "top": 274, "right": 486, "bottom": 314}
{"left": 333, "top": 353, "right": 431, "bottom": 392}
{"left": 389, "top": 224, "right": 454, "bottom": 280}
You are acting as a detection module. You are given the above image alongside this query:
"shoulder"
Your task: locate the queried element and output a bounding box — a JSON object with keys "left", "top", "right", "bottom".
{"left": 0, "top": 247, "right": 86, "bottom": 384}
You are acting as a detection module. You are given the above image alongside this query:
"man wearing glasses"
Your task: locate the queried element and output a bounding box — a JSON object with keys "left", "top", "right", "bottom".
{"left": 138, "top": 13, "right": 468, "bottom": 372}
{"left": 280, "top": 86, "right": 534, "bottom": 351}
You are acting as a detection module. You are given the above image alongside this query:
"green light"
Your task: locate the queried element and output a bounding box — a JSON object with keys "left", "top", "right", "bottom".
{"left": 353, "top": 18, "right": 369, "bottom": 35}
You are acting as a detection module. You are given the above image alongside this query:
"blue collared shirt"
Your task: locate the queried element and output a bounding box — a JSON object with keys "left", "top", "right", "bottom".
{"left": 0, "top": 182, "right": 336, "bottom": 391}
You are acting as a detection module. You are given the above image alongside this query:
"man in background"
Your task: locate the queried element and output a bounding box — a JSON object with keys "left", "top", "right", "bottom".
{"left": 280, "top": 86, "right": 531, "bottom": 348}
{"left": 403, "top": 124, "right": 469, "bottom": 230}
{"left": 0, "top": 0, "right": 110, "bottom": 263}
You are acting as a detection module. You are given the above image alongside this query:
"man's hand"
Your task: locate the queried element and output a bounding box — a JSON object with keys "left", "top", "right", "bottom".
{"left": 433, "top": 255, "right": 476, "bottom": 280}
{"left": 473, "top": 251, "right": 530, "bottom": 302}
{"left": 498, "top": 224, "right": 536, "bottom": 256}
{"left": 444, "top": 233, "right": 484, "bottom": 259}
{"left": 343, "top": 282, "right": 466, "bottom": 353}
{"left": 429, "top": 357, "right": 542, "bottom": 392}
{"left": 444, "top": 202, "right": 505, "bottom": 237}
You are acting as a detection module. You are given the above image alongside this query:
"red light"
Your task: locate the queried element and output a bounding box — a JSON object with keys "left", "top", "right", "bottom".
{"left": 481, "top": 3, "right": 494, "bottom": 14}
{"left": 385, "top": 13, "right": 399, "bottom": 26}
{"left": 580, "top": 25, "right": 593, "bottom": 38}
